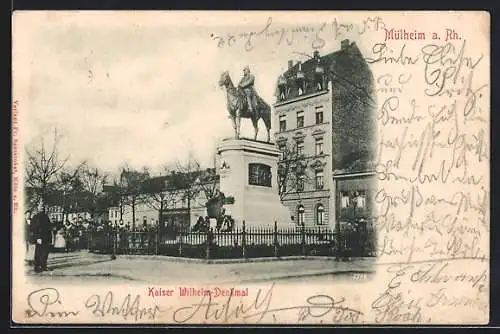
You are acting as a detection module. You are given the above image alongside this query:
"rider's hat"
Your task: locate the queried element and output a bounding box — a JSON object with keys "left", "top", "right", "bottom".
{"left": 243, "top": 65, "right": 250, "bottom": 71}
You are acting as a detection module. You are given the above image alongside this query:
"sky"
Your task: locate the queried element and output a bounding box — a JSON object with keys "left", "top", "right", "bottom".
{"left": 14, "top": 11, "right": 379, "bottom": 176}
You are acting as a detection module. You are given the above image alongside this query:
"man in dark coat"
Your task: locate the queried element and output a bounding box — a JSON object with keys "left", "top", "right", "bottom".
{"left": 238, "top": 66, "right": 258, "bottom": 113}
{"left": 30, "top": 201, "right": 53, "bottom": 272}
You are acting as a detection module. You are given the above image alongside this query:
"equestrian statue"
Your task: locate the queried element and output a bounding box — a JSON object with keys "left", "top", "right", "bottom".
{"left": 218, "top": 66, "right": 272, "bottom": 142}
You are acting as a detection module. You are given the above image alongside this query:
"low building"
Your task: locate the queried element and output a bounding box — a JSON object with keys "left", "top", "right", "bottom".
{"left": 114, "top": 168, "right": 218, "bottom": 231}
{"left": 333, "top": 171, "right": 376, "bottom": 229}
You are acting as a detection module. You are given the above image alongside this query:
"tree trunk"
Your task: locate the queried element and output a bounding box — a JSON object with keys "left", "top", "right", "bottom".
{"left": 187, "top": 197, "right": 191, "bottom": 229}
{"left": 132, "top": 199, "right": 136, "bottom": 231}
{"left": 158, "top": 199, "right": 164, "bottom": 240}
{"left": 119, "top": 198, "right": 124, "bottom": 221}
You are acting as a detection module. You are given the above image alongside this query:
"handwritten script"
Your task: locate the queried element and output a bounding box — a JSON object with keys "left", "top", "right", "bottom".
{"left": 209, "top": 16, "right": 386, "bottom": 52}
{"left": 172, "top": 284, "right": 363, "bottom": 324}
{"left": 372, "top": 27, "right": 489, "bottom": 323}
{"left": 24, "top": 288, "right": 163, "bottom": 321}
{"left": 16, "top": 12, "right": 489, "bottom": 325}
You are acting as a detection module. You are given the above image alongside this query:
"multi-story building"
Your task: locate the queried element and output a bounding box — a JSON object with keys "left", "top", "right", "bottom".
{"left": 108, "top": 206, "right": 121, "bottom": 227}
{"left": 46, "top": 205, "right": 94, "bottom": 227}
{"left": 47, "top": 205, "right": 64, "bottom": 225}
{"left": 274, "top": 39, "right": 377, "bottom": 228}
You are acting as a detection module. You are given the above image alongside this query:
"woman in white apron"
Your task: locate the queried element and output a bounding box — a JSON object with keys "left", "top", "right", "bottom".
{"left": 53, "top": 228, "right": 67, "bottom": 252}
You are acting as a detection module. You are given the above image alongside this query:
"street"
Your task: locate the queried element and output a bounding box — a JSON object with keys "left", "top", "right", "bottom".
{"left": 26, "top": 251, "right": 375, "bottom": 285}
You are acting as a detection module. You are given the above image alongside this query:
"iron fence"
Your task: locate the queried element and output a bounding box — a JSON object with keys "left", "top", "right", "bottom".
{"left": 87, "top": 221, "right": 376, "bottom": 259}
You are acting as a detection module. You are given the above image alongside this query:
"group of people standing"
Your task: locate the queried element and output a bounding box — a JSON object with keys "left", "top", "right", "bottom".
{"left": 25, "top": 201, "right": 84, "bottom": 273}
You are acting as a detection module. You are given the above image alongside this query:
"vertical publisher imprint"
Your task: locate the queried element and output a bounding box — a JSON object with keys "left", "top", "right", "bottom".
{"left": 12, "top": 100, "right": 19, "bottom": 214}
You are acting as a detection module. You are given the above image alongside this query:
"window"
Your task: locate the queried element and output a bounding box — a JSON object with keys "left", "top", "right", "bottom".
{"left": 355, "top": 191, "right": 366, "bottom": 208}
{"left": 315, "top": 170, "right": 324, "bottom": 189}
{"left": 143, "top": 216, "right": 147, "bottom": 225}
{"left": 315, "top": 137, "right": 324, "bottom": 155}
{"left": 315, "top": 108, "right": 324, "bottom": 124}
{"left": 278, "top": 144, "right": 286, "bottom": 159}
{"left": 296, "top": 176, "right": 305, "bottom": 191}
{"left": 316, "top": 204, "right": 325, "bottom": 225}
{"left": 296, "top": 141, "right": 304, "bottom": 156}
{"left": 296, "top": 111, "right": 304, "bottom": 128}
{"left": 297, "top": 205, "right": 305, "bottom": 226}
{"left": 341, "top": 191, "right": 350, "bottom": 208}
{"left": 279, "top": 115, "right": 287, "bottom": 132}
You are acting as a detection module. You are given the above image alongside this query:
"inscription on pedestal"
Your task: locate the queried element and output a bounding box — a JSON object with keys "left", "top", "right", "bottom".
{"left": 248, "top": 163, "right": 272, "bottom": 187}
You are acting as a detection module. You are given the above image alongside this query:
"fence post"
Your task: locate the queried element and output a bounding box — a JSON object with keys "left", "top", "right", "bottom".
{"left": 242, "top": 221, "right": 247, "bottom": 259}
{"left": 335, "top": 222, "right": 342, "bottom": 261}
{"left": 155, "top": 227, "right": 159, "bottom": 255}
{"left": 273, "top": 221, "right": 279, "bottom": 258}
{"left": 301, "top": 224, "right": 306, "bottom": 256}
{"left": 110, "top": 229, "right": 116, "bottom": 260}
{"left": 205, "top": 228, "right": 213, "bottom": 260}
{"left": 179, "top": 228, "right": 183, "bottom": 257}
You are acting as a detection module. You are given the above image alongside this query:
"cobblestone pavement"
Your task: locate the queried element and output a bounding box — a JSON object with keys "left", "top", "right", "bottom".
{"left": 27, "top": 252, "right": 375, "bottom": 285}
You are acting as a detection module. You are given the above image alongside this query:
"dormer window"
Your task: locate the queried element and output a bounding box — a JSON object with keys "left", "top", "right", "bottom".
{"left": 314, "top": 58, "right": 325, "bottom": 91}
{"left": 296, "top": 61, "right": 305, "bottom": 95}
{"left": 277, "top": 75, "right": 287, "bottom": 101}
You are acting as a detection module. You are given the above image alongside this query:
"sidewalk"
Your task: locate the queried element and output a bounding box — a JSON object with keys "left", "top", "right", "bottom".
{"left": 25, "top": 250, "right": 113, "bottom": 274}
{"left": 34, "top": 254, "right": 375, "bottom": 284}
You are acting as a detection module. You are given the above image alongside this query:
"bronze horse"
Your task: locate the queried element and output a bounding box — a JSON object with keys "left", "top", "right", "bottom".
{"left": 218, "top": 71, "right": 272, "bottom": 142}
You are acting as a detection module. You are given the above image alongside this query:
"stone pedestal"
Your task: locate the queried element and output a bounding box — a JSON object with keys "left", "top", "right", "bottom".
{"left": 216, "top": 138, "right": 293, "bottom": 228}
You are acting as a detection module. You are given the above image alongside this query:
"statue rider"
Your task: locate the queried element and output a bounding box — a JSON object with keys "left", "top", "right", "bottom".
{"left": 238, "top": 66, "right": 258, "bottom": 113}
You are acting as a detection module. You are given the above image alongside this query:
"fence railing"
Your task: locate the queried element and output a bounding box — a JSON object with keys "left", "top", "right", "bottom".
{"left": 87, "top": 222, "right": 376, "bottom": 260}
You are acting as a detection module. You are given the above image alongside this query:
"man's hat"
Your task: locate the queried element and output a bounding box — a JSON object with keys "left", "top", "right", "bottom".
{"left": 244, "top": 66, "right": 250, "bottom": 71}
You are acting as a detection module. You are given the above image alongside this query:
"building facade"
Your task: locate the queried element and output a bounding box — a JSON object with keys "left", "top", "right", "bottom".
{"left": 46, "top": 205, "right": 93, "bottom": 227}
{"left": 274, "top": 40, "right": 377, "bottom": 228}
{"left": 47, "top": 205, "right": 64, "bottom": 225}
{"left": 109, "top": 170, "right": 217, "bottom": 231}
{"left": 274, "top": 88, "right": 334, "bottom": 228}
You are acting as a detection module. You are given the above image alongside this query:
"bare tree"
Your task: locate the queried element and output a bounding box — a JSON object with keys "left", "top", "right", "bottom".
{"left": 195, "top": 168, "right": 219, "bottom": 201}
{"left": 142, "top": 169, "right": 181, "bottom": 234}
{"left": 106, "top": 175, "right": 127, "bottom": 223}
{"left": 173, "top": 155, "right": 203, "bottom": 212}
{"left": 120, "top": 166, "right": 149, "bottom": 230}
{"left": 277, "top": 142, "right": 313, "bottom": 202}
{"left": 80, "top": 165, "right": 108, "bottom": 227}
{"left": 56, "top": 162, "right": 86, "bottom": 224}
{"left": 24, "top": 128, "right": 68, "bottom": 210}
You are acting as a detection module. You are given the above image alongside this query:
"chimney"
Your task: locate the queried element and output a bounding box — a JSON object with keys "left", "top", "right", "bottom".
{"left": 341, "top": 39, "right": 350, "bottom": 50}
{"left": 288, "top": 60, "right": 293, "bottom": 69}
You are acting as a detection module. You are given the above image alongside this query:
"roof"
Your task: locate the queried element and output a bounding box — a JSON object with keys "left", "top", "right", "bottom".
{"left": 277, "top": 40, "right": 376, "bottom": 174}
{"left": 278, "top": 40, "right": 372, "bottom": 100}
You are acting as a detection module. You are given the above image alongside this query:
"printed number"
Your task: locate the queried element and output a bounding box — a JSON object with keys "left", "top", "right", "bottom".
{"left": 352, "top": 273, "right": 368, "bottom": 280}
